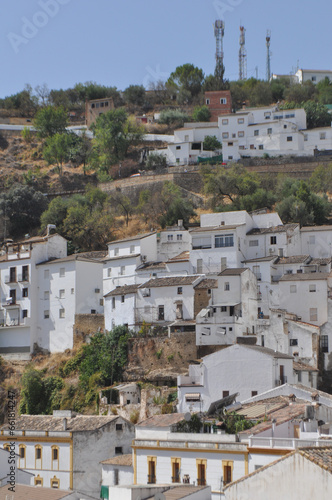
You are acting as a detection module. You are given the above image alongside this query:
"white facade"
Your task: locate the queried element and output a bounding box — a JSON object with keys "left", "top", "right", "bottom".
{"left": 178, "top": 344, "right": 295, "bottom": 412}
{"left": 296, "top": 68, "right": 332, "bottom": 84}
{"left": 157, "top": 223, "right": 191, "bottom": 262}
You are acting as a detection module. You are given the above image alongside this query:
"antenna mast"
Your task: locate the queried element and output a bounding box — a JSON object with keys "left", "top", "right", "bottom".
{"left": 266, "top": 30, "right": 271, "bottom": 81}
{"left": 214, "top": 20, "right": 225, "bottom": 79}
{"left": 239, "top": 26, "right": 247, "bottom": 80}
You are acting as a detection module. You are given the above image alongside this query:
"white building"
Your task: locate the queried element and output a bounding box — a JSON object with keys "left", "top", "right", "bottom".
{"left": 177, "top": 344, "right": 295, "bottom": 412}
{"left": 100, "top": 454, "right": 133, "bottom": 494}
{"left": 0, "top": 234, "right": 67, "bottom": 356}
{"left": 157, "top": 221, "right": 191, "bottom": 262}
{"left": 0, "top": 411, "right": 134, "bottom": 498}
{"left": 36, "top": 254, "right": 104, "bottom": 352}
{"left": 295, "top": 68, "right": 332, "bottom": 84}
{"left": 196, "top": 268, "right": 258, "bottom": 346}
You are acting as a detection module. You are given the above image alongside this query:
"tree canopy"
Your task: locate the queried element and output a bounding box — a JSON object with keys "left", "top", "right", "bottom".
{"left": 34, "top": 105, "right": 68, "bottom": 138}
{"left": 167, "top": 64, "right": 205, "bottom": 102}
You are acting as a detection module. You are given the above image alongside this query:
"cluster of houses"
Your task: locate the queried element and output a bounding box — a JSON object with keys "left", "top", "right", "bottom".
{"left": 2, "top": 209, "right": 332, "bottom": 498}
{"left": 151, "top": 93, "right": 332, "bottom": 164}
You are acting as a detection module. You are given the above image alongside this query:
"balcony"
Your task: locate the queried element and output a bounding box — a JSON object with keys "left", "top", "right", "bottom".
{"left": 2, "top": 299, "right": 19, "bottom": 309}
{"left": 4, "top": 275, "right": 17, "bottom": 284}
{"left": 197, "top": 478, "right": 206, "bottom": 486}
{"left": 249, "top": 436, "right": 330, "bottom": 449}
{"left": 18, "top": 273, "right": 29, "bottom": 283}
{"left": 147, "top": 475, "right": 156, "bottom": 484}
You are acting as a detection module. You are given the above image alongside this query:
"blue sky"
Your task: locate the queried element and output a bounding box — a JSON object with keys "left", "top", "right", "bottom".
{"left": 1, "top": 0, "right": 330, "bottom": 98}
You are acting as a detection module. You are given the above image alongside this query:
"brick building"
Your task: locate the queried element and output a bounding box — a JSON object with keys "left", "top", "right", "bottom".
{"left": 85, "top": 97, "right": 114, "bottom": 127}
{"left": 204, "top": 90, "right": 232, "bottom": 121}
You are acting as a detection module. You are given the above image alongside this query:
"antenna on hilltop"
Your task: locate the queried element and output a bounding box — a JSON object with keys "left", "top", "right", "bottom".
{"left": 266, "top": 30, "right": 271, "bottom": 81}
{"left": 239, "top": 26, "right": 247, "bottom": 80}
{"left": 214, "top": 20, "right": 225, "bottom": 80}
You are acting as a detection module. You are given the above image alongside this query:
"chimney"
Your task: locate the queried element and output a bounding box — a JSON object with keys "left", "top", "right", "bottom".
{"left": 178, "top": 219, "right": 183, "bottom": 228}
{"left": 63, "top": 418, "right": 67, "bottom": 431}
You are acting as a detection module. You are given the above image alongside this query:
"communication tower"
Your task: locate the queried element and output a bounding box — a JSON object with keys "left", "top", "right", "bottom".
{"left": 214, "top": 20, "right": 225, "bottom": 78}
{"left": 266, "top": 30, "right": 271, "bottom": 81}
{"left": 239, "top": 26, "right": 247, "bottom": 80}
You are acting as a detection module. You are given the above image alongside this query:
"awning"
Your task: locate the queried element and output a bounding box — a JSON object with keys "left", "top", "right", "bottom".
{"left": 185, "top": 393, "right": 201, "bottom": 401}
{"left": 100, "top": 485, "right": 109, "bottom": 499}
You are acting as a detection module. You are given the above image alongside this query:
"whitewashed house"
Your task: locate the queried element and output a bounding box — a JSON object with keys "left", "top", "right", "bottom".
{"left": 157, "top": 221, "right": 191, "bottom": 262}
{"left": 104, "top": 284, "right": 139, "bottom": 330}
{"left": 100, "top": 454, "right": 133, "bottom": 495}
{"left": 36, "top": 254, "right": 103, "bottom": 352}
{"left": 177, "top": 344, "right": 295, "bottom": 412}
{"left": 103, "top": 232, "right": 157, "bottom": 293}
{"left": 0, "top": 411, "right": 134, "bottom": 498}
{"left": 0, "top": 234, "right": 67, "bottom": 356}
{"left": 300, "top": 225, "right": 332, "bottom": 259}
{"left": 295, "top": 68, "right": 332, "bottom": 84}
{"left": 196, "top": 268, "right": 258, "bottom": 346}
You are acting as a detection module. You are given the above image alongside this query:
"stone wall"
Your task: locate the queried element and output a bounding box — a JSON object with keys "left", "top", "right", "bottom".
{"left": 73, "top": 314, "right": 104, "bottom": 347}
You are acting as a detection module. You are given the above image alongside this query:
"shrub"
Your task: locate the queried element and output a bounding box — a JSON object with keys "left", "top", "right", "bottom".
{"left": 158, "top": 109, "right": 189, "bottom": 127}
{"left": 21, "top": 126, "right": 33, "bottom": 143}
{"left": 167, "top": 354, "right": 174, "bottom": 362}
{"left": 130, "top": 409, "right": 140, "bottom": 424}
{"left": 156, "top": 349, "right": 163, "bottom": 359}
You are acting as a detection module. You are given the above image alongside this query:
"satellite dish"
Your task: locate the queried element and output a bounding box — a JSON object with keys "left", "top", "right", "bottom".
{"left": 154, "top": 494, "right": 166, "bottom": 500}
{"left": 184, "top": 412, "right": 191, "bottom": 421}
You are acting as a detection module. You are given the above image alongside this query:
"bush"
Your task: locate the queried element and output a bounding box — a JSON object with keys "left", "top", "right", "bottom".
{"left": 156, "top": 349, "right": 163, "bottom": 359}
{"left": 192, "top": 105, "right": 211, "bottom": 122}
{"left": 158, "top": 109, "right": 190, "bottom": 127}
{"left": 21, "top": 126, "right": 33, "bottom": 143}
{"left": 145, "top": 153, "right": 167, "bottom": 169}
{"left": 130, "top": 409, "right": 140, "bottom": 424}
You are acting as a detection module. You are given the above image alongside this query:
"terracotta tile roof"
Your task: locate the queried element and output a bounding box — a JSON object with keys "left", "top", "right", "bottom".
{"left": 137, "top": 413, "right": 185, "bottom": 427}
{"left": 299, "top": 447, "right": 332, "bottom": 473}
{"left": 279, "top": 272, "right": 330, "bottom": 282}
{"left": 101, "top": 454, "right": 133, "bottom": 466}
{"left": 107, "top": 231, "right": 156, "bottom": 245}
{"left": 136, "top": 261, "right": 167, "bottom": 270}
{"left": 194, "top": 278, "right": 218, "bottom": 289}
{"left": 37, "top": 253, "right": 105, "bottom": 266}
{"left": 240, "top": 345, "right": 294, "bottom": 359}
{"left": 146, "top": 486, "right": 208, "bottom": 500}
{"left": 0, "top": 484, "right": 73, "bottom": 499}
{"left": 168, "top": 251, "right": 190, "bottom": 262}
{"left": 310, "top": 258, "right": 332, "bottom": 265}
{"left": 243, "top": 256, "right": 277, "bottom": 263}
{"left": 140, "top": 276, "right": 201, "bottom": 288}
{"left": 0, "top": 414, "right": 119, "bottom": 432}
{"left": 104, "top": 284, "right": 139, "bottom": 297}
{"left": 104, "top": 253, "right": 140, "bottom": 262}
{"left": 246, "top": 223, "right": 298, "bottom": 235}
{"left": 301, "top": 225, "right": 332, "bottom": 232}
{"left": 219, "top": 268, "right": 247, "bottom": 276}
{"left": 293, "top": 361, "right": 319, "bottom": 372}
{"left": 276, "top": 255, "right": 311, "bottom": 264}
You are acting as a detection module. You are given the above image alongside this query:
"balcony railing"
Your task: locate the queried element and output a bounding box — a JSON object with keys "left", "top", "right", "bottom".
{"left": 18, "top": 274, "right": 29, "bottom": 282}
{"left": 147, "top": 475, "right": 156, "bottom": 484}
{"left": 4, "top": 275, "right": 17, "bottom": 284}
{"left": 172, "top": 475, "right": 180, "bottom": 483}
{"left": 197, "top": 478, "right": 206, "bottom": 486}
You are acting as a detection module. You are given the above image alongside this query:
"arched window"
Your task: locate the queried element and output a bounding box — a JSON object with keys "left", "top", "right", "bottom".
{"left": 50, "top": 475, "right": 60, "bottom": 489}
{"left": 35, "top": 445, "right": 42, "bottom": 469}
{"left": 51, "top": 445, "right": 59, "bottom": 470}
{"left": 19, "top": 444, "right": 26, "bottom": 468}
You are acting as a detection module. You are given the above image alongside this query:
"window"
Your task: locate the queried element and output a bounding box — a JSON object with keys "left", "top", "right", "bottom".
{"left": 44, "top": 310, "right": 49, "bottom": 319}
{"left": 309, "top": 284, "right": 316, "bottom": 292}
{"left": 121, "top": 295, "right": 125, "bottom": 303}
{"left": 238, "top": 131, "right": 244, "bottom": 137}
{"left": 220, "top": 97, "right": 227, "bottom": 104}
{"left": 304, "top": 134, "right": 308, "bottom": 142}
{"left": 284, "top": 124, "right": 287, "bottom": 129}
{"left": 222, "top": 119, "right": 229, "bottom": 125}
{"left": 35, "top": 446, "right": 42, "bottom": 468}
{"left": 107, "top": 268, "right": 112, "bottom": 277}
{"left": 130, "top": 245, "right": 135, "bottom": 254}
{"left": 52, "top": 446, "right": 59, "bottom": 465}
{"left": 239, "top": 145, "right": 245, "bottom": 150}
{"left": 71, "top": 288, "right": 75, "bottom": 294}
{"left": 59, "top": 289, "right": 65, "bottom": 299}
{"left": 320, "top": 132, "right": 326, "bottom": 140}
{"left": 9, "top": 267, "right": 17, "bottom": 282}
{"left": 177, "top": 287, "right": 183, "bottom": 295}
{"left": 251, "top": 391, "right": 258, "bottom": 397}
{"left": 91, "top": 103, "right": 95, "bottom": 109}
{"left": 22, "top": 309, "right": 28, "bottom": 319}
{"left": 44, "top": 291, "right": 49, "bottom": 300}
{"left": 34, "top": 475, "right": 43, "bottom": 486}
{"left": 215, "top": 234, "right": 234, "bottom": 248}
{"left": 44, "top": 269, "right": 49, "bottom": 279}
{"left": 206, "top": 98, "right": 210, "bottom": 105}
{"left": 290, "top": 285, "right": 297, "bottom": 293}
{"left": 287, "top": 136, "right": 293, "bottom": 142}
{"left": 238, "top": 118, "right": 244, "bottom": 124}
{"left": 196, "top": 459, "right": 207, "bottom": 486}
{"left": 191, "top": 142, "right": 201, "bottom": 150}
{"left": 19, "top": 445, "right": 26, "bottom": 468}
{"left": 59, "top": 308, "right": 65, "bottom": 319}
{"left": 267, "top": 128, "right": 272, "bottom": 134}
{"left": 116, "top": 423, "right": 123, "bottom": 431}
{"left": 115, "top": 446, "right": 123, "bottom": 454}
{"left": 221, "top": 306, "right": 227, "bottom": 312}
{"left": 168, "top": 234, "right": 173, "bottom": 241}
{"left": 312, "top": 76, "right": 317, "bottom": 82}
{"left": 223, "top": 391, "right": 229, "bottom": 398}
{"left": 147, "top": 457, "right": 157, "bottom": 484}
{"left": 177, "top": 234, "right": 182, "bottom": 241}
{"left": 171, "top": 458, "right": 181, "bottom": 483}
{"left": 114, "top": 248, "right": 119, "bottom": 256}
{"left": 105, "top": 101, "right": 109, "bottom": 107}
{"left": 223, "top": 460, "right": 233, "bottom": 486}
{"left": 290, "top": 339, "right": 298, "bottom": 346}
{"left": 120, "top": 266, "right": 125, "bottom": 275}
{"left": 184, "top": 135, "right": 189, "bottom": 141}
{"left": 100, "top": 102, "right": 104, "bottom": 108}
{"left": 91, "top": 309, "right": 96, "bottom": 314}
{"left": 112, "top": 297, "right": 115, "bottom": 309}
{"left": 59, "top": 268, "right": 65, "bottom": 277}
{"left": 22, "top": 265, "right": 29, "bottom": 281}
{"left": 176, "top": 145, "right": 181, "bottom": 150}
{"left": 270, "top": 236, "right": 277, "bottom": 245}
{"left": 249, "top": 240, "right": 259, "bottom": 247}
{"left": 9, "top": 289, "right": 16, "bottom": 305}
{"left": 96, "top": 103, "right": 100, "bottom": 108}
{"left": 310, "top": 308, "right": 318, "bottom": 322}
{"left": 220, "top": 257, "right": 227, "bottom": 272}
{"left": 50, "top": 476, "right": 59, "bottom": 489}
{"left": 22, "top": 288, "right": 28, "bottom": 297}
{"left": 264, "top": 112, "right": 271, "bottom": 119}
{"left": 222, "top": 132, "right": 229, "bottom": 139}
{"left": 158, "top": 305, "right": 165, "bottom": 321}
{"left": 259, "top": 145, "right": 264, "bottom": 150}
{"left": 224, "top": 282, "right": 230, "bottom": 291}
{"left": 254, "top": 129, "right": 259, "bottom": 136}
{"left": 19, "top": 445, "right": 25, "bottom": 459}
{"left": 321, "top": 335, "right": 329, "bottom": 353}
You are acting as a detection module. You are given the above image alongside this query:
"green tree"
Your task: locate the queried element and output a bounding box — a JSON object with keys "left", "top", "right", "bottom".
{"left": 0, "top": 185, "right": 48, "bottom": 238}
{"left": 19, "top": 368, "right": 45, "bottom": 414}
{"left": 111, "top": 192, "right": 133, "bottom": 226}
{"left": 90, "top": 109, "right": 144, "bottom": 173}
{"left": 167, "top": 64, "right": 205, "bottom": 101}
{"left": 123, "top": 85, "right": 146, "bottom": 106}
{"left": 303, "top": 100, "right": 331, "bottom": 129}
{"left": 145, "top": 152, "right": 167, "bottom": 169}
{"left": 158, "top": 182, "right": 196, "bottom": 228}
{"left": 43, "top": 133, "right": 71, "bottom": 175}
{"left": 34, "top": 106, "right": 68, "bottom": 138}
{"left": 158, "top": 109, "right": 189, "bottom": 127}
{"left": 284, "top": 81, "right": 317, "bottom": 104}
{"left": 203, "top": 136, "right": 222, "bottom": 151}
{"left": 192, "top": 105, "right": 211, "bottom": 122}
{"left": 317, "top": 77, "right": 332, "bottom": 105}
{"left": 310, "top": 163, "right": 332, "bottom": 193}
